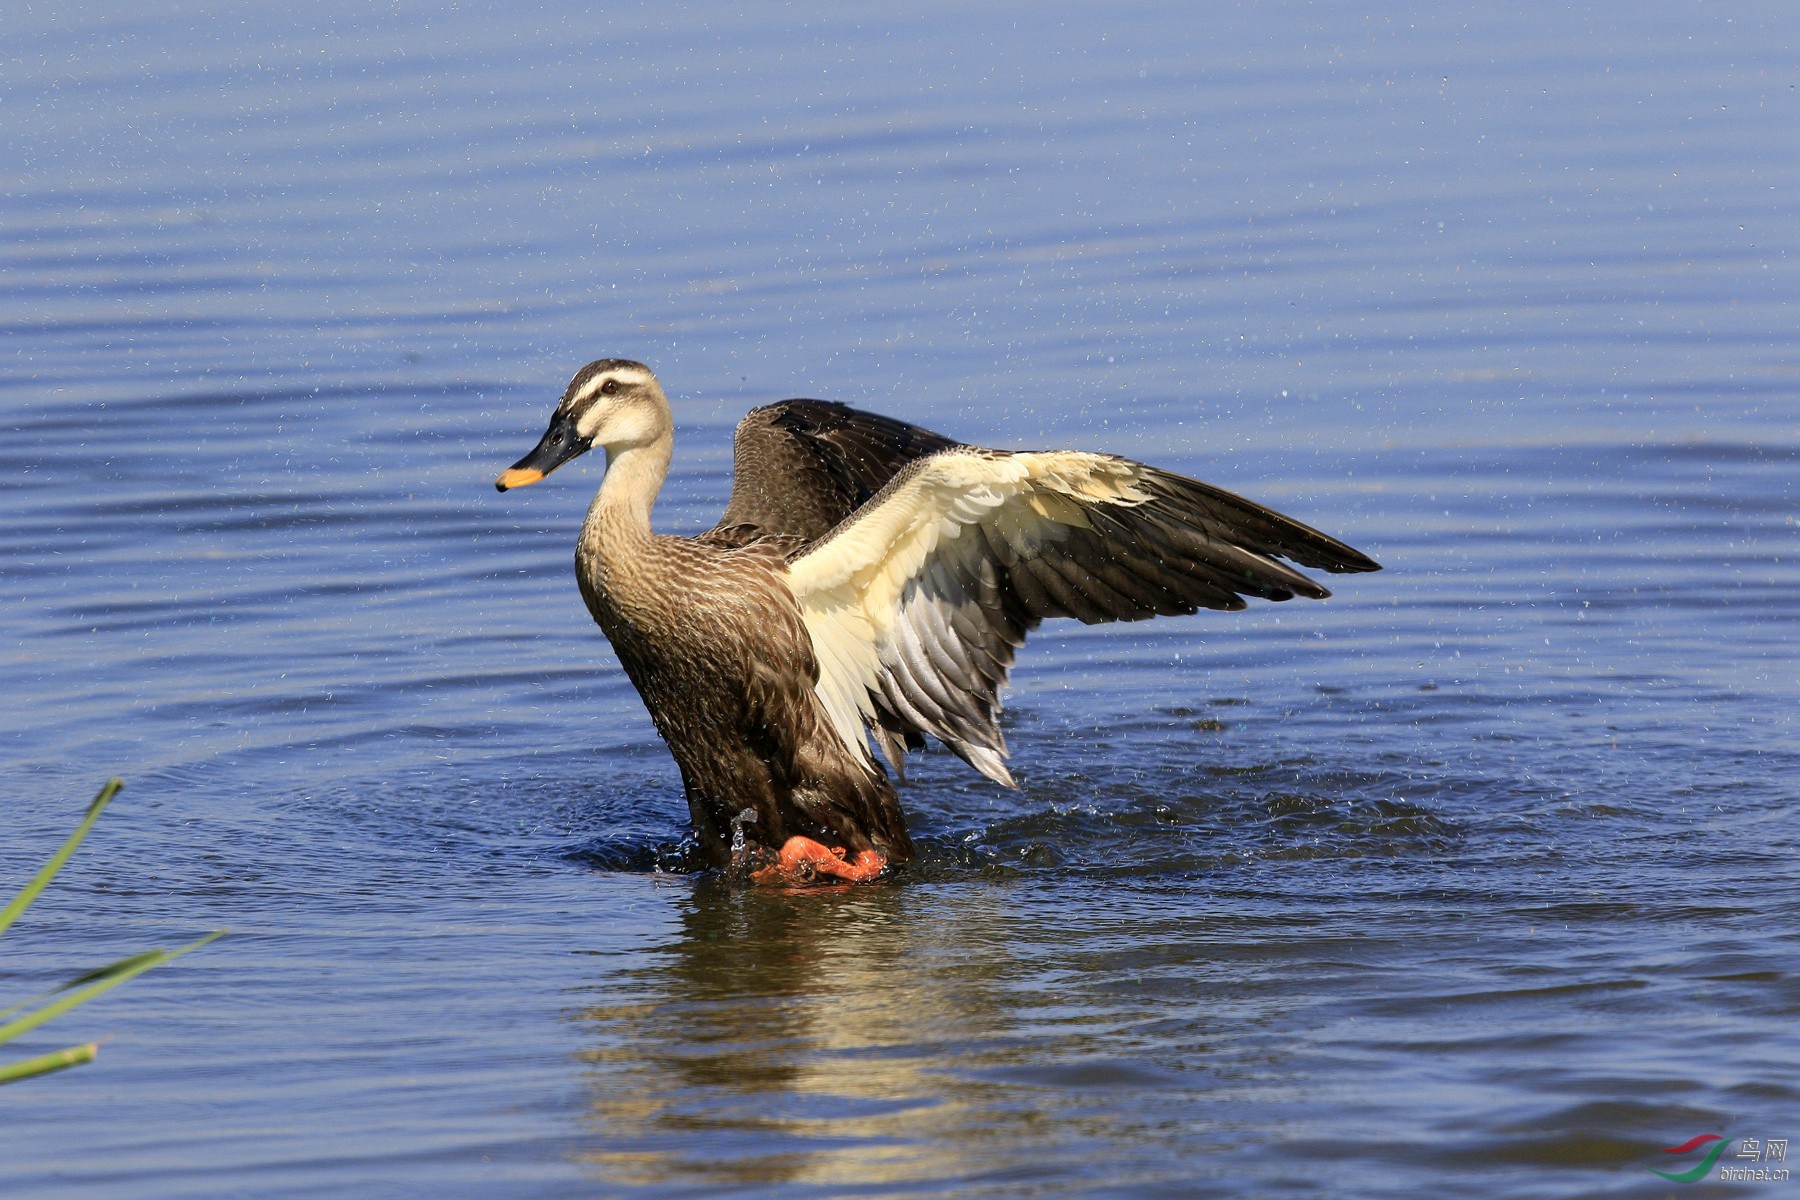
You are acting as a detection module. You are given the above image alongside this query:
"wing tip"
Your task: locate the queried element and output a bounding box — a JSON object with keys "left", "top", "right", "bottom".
{"left": 959, "top": 744, "right": 1017, "bottom": 788}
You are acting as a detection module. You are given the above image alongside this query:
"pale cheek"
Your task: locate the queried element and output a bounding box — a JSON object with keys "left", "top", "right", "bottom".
{"left": 575, "top": 404, "right": 613, "bottom": 442}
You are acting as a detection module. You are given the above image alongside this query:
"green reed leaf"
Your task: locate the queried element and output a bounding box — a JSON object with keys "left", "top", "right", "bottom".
{"left": 0, "top": 930, "right": 226, "bottom": 1049}
{"left": 0, "top": 950, "right": 180, "bottom": 1022}
{"left": 0, "top": 779, "right": 124, "bottom": 938}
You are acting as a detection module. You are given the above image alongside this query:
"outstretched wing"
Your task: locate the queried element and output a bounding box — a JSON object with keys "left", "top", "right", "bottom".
{"left": 703, "top": 400, "right": 960, "bottom": 547}
{"left": 784, "top": 448, "right": 1380, "bottom": 786}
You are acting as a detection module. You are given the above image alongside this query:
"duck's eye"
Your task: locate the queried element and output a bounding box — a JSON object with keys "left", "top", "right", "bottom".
{"left": 600, "top": 378, "right": 620, "bottom": 395}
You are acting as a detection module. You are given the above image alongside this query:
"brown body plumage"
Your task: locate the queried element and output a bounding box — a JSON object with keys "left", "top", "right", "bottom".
{"left": 576, "top": 507, "right": 913, "bottom": 865}
{"left": 497, "top": 359, "right": 1380, "bottom": 878}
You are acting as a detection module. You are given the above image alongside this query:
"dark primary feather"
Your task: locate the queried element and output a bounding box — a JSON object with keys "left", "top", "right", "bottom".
{"left": 823, "top": 447, "right": 1381, "bottom": 783}
{"left": 704, "top": 400, "right": 960, "bottom": 546}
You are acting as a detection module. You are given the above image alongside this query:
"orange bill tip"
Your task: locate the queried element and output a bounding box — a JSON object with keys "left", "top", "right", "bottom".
{"left": 495, "top": 467, "right": 545, "bottom": 491}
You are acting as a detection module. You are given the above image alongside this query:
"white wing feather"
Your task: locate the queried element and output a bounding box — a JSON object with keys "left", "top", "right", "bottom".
{"left": 784, "top": 449, "right": 1150, "bottom": 770}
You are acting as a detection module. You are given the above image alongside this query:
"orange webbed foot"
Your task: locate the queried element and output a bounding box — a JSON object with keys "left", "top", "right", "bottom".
{"left": 749, "top": 836, "right": 888, "bottom": 885}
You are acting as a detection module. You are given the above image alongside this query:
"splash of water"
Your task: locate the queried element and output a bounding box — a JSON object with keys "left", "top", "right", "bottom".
{"left": 729, "top": 807, "right": 757, "bottom": 856}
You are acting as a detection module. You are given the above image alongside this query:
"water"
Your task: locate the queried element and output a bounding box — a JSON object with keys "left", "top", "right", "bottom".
{"left": 4, "top": 2, "right": 1797, "bottom": 1196}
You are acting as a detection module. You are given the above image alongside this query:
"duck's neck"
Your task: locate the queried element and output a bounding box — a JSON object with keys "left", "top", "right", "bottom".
{"left": 581, "top": 434, "right": 673, "bottom": 555}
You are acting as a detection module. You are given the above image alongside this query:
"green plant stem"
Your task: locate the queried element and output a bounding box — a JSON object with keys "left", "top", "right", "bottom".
{"left": 0, "top": 1043, "right": 97, "bottom": 1083}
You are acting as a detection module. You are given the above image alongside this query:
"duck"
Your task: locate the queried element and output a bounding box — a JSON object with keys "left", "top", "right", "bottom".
{"left": 495, "top": 359, "right": 1380, "bottom": 883}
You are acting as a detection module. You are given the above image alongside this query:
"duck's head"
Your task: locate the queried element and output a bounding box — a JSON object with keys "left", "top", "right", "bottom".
{"left": 495, "top": 359, "right": 672, "bottom": 491}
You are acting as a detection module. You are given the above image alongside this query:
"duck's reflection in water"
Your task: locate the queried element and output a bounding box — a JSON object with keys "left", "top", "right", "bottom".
{"left": 570, "top": 878, "right": 1029, "bottom": 1191}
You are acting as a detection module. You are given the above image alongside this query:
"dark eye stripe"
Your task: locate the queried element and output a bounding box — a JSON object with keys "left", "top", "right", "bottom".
{"left": 558, "top": 362, "right": 651, "bottom": 416}
{"left": 565, "top": 377, "right": 614, "bottom": 415}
